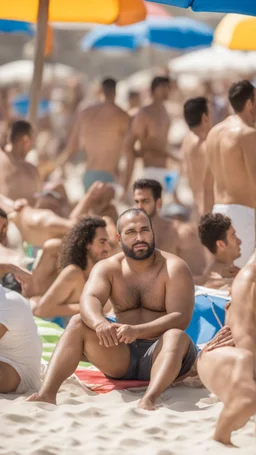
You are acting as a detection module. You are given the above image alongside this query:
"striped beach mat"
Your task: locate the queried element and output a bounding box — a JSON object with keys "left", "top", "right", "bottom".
{"left": 34, "top": 317, "right": 91, "bottom": 368}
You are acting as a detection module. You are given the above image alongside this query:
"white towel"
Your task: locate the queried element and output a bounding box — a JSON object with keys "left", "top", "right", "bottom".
{"left": 213, "top": 203, "right": 255, "bottom": 268}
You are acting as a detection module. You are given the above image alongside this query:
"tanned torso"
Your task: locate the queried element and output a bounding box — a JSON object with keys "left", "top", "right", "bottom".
{"left": 182, "top": 132, "right": 207, "bottom": 218}
{"left": 0, "top": 150, "right": 40, "bottom": 205}
{"left": 102, "top": 250, "right": 178, "bottom": 326}
{"left": 206, "top": 116, "right": 256, "bottom": 208}
{"left": 135, "top": 104, "right": 170, "bottom": 168}
{"left": 80, "top": 103, "right": 129, "bottom": 176}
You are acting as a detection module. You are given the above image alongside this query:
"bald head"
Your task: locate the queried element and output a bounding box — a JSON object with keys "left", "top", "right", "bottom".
{"left": 116, "top": 208, "right": 152, "bottom": 235}
{"left": 116, "top": 209, "right": 155, "bottom": 261}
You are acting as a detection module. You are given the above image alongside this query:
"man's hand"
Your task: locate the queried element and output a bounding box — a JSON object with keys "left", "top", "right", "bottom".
{"left": 203, "top": 326, "right": 234, "bottom": 352}
{"left": 95, "top": 320, "right": 119, "bottom": 348}
{"left": 115, "top": 324, "right": 138, "bottom": 344}
{"left": 13, "top": 198, "right": 29, "bottom": 211}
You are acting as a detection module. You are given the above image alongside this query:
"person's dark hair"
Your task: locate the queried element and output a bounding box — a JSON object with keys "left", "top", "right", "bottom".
{"left": 183, "top": 97, "right": 208, "bottom": 128}
{"left": 128, "top": 90, "right": 139, "bottom": 100}
{"left": 0, "top": 208, "right": 7, "bottom": 220}
{"left": 151, "top": 76, "right": 170, "bottom": 93}
{"left": 228, "top": 80, "right": 255, "bottom": 113}
{"left": 102, "top": 78, "right": 117, "bottom": 96}
{"left": 2, "top": 273, "right": 22, "bottom": 294}
{"left": 133, "top": 179, "right": 162, "bottom": 201}
{"left": 117, "top": 208, "right": 152, "bottom": 235}
{"left": 58, "top": 216, "right": 106, "bottom": 271}
{"left": 198, "top": 213, "right": 232, "bottom": 254}
{"left": 10, "top": 120, "right": 32, "bottom": 143}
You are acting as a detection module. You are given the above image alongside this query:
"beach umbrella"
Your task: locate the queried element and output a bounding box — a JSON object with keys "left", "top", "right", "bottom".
{"left": 214, "top": 14, "right": 256, "bottom": 51}
{"left": 0, "top": 19, "right": 34, "bottom": 35}
{"left": 81, "top": 17, "right": 213, "bottom": 51}
{"left": 169, "top": 46, "right": 253, "bottom": 79}
{"left": 147, "top": 0, "right": 256, "bottom": 17}
{"left": 0, "top": 0, "right": 146, "bottom": 124}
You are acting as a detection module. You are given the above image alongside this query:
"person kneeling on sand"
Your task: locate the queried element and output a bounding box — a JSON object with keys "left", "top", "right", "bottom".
{"left": 27, "top": 208, "right": 199, "bottom": 409}
{"left": 0, "top": 285, "right": 42, "bottom": 393}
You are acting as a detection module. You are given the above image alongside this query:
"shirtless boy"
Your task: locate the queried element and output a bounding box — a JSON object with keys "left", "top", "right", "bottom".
{"left": 57, "top": 78, "right": 130, "bottom": 191}
{"left": 123, "top": 77, "right": 172, "bottom": 192}
{"left": 204, "top": 80, "right": 256, "bottom": 267}
{"left": 27, "top": 208, "right": 198, "bottom": 409}
{"left": 182, "top": 97, "right": 212, "bottom": 221}
{"left": 0, "top": 121, "right": 40, "bottom": 205}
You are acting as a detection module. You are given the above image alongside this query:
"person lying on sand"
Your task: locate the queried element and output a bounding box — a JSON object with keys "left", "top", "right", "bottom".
{"left": 0, "top": 182, "right": 117, "bottom": 248}
{"left": 197, "top": 263, "right": 256, "bottom": 446}
{"left": 197, "top": 213, "right": 241, "bottom": 290}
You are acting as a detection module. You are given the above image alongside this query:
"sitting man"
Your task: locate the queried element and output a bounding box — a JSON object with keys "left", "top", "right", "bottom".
{"left": 21, "top": 217, "right": 110, "bottom": 323}
{"left": 27, "top": 208, "right": 198, "bottom": 409}
{"left": 0, "top": 284, "right": 42, "bottom": 393}
{"left": 133, "top": 179, "right": 207, "bottom": 276}
{"left": 198, "top": 263, "right": 256, "bottom": 445}
{"left": 198, "top": 213, "right": 241, "bottom": 289}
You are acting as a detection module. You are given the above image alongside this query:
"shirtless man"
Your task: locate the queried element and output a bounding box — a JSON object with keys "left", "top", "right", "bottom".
{"left": 198, "top": 213, "right": 241, "bottom": 289}
{"left": 204, "top": 80, "right": 256, "bottom": 267}
{"left": 0, "top": 121, "right": 40, "bottom": 205}
{"left": 0, "top": 181, "right": 117, "bottom": 247}
{"left": 198, "top": 263, "right": 256, "bottom": 445}
{"left": 133, "top": 179, "right": 206, "bottom": 275}
{"left": 27, "top": 208, "right": 198, "bottom": 409}
{"left": 123, "top": 77, "right": 173, "bottom": 192}
{"left": 182, "top": 97, "right": 212, "bottom": 221}
{"left": 26, "top": 217, "right": 110, "bottom": 321}
{"left": 57, "top": 78, "right": 130, "bottom": 191}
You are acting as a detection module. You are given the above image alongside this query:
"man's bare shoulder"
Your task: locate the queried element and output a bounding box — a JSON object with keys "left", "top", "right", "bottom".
{"left": 90, "top": 253, "right": 125, "bottom": 275}
{"left": 157, "top": 249, "right": 190, "bottom": 273}
{"left": 239, "top": 125, "right": 256, "bottom": 143}
{"left": 60, "top": 264, "right": 85, "bottom": 280}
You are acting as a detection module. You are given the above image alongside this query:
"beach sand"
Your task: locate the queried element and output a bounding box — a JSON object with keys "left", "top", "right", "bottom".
{"left": 1, "top": 375, "right": 255, "bottom": 455}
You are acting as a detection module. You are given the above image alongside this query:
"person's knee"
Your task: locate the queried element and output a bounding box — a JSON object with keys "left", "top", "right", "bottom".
{"left": 162, "top": 329, "right": 189, "bottom": 350}
{"left": 67, "top": 314, "right": 84, "bottom": 331}
{"left": 43, "top": 238, "right": 62, "bottom": 253}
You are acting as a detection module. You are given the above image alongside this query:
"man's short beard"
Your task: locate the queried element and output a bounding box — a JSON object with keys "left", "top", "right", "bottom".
{"left": 121, "top": 236, "right": 155, "bottom": 261}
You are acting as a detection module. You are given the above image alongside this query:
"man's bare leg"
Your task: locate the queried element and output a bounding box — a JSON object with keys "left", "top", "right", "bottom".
{"left": 27, "top": 315, "right": 131, "bottom": 404}
{"left": 0, "top": 361, "right": 20, "bottom": 393}
{"left": 138, "top": 329, "right": 191, "bottom": 410}
{"left": 198, "top": 347, "right": 256, "bottom": 445}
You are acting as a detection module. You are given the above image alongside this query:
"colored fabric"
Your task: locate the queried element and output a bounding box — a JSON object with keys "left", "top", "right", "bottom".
{"left": 214, "top": 14, "right": 256, "bottom": 51}
{"left": 147, "top": 0, "right": 256, "bottom": 17}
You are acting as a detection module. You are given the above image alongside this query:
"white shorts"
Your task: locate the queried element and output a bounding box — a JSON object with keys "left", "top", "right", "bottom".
{"left": 213, "top": 204, "right": 255, "bottom": 268}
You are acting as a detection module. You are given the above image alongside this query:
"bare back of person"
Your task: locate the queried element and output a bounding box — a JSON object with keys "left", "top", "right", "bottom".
{"left": 0, "top": 150, "right": 40, "bottom": 206}
{"left": 81, "top": 102, "right": 129, "bottom": 175}
{"left": 153, "top": 217, "right": 179, "bottom": 256}
{"left": 182, "top": 132, "right": 207, "bottom": 218}
{"left": 207, "top": 116, "right": 256, "bottom": 208}
{"left": 137, "top": 104, "right": 170, "bottom": 168}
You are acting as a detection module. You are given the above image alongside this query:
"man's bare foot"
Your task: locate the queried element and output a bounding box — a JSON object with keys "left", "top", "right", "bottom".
{"left": 25, "top": 393, "right": 56, "bottom": 405}
{"left": 138, "top": 397, "right": 156, "bottom": 411}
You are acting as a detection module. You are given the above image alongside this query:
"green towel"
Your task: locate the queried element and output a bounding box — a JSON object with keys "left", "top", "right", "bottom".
{"left": 35, "top": 317, "right": 91, "bottom": 368}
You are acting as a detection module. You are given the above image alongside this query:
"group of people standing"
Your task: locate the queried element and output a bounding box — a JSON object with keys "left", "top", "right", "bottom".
{"left": 0, "top": 74, "right": 256, "bottom": 447}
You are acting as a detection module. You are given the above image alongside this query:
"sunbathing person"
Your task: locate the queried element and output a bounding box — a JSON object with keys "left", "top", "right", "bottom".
{"left": 0, "top": 284, "right": 42, "bottom": 393}
{"left": 198, "top": 263, "right": 256, "bottom": 445}
{"left": 27, "top": 208, "right": 198, "bottom": 408}
{"left": 133, "top": 179, "right": 207, "bottom": 275}
{"left": 0, "top": 182, "right": 117, "bottom": 248}
{"left": 22, "top": 217, "right": 110, "bottom": 321}
{"left": 197, "top": 213, "right": 241, "bottom": 289}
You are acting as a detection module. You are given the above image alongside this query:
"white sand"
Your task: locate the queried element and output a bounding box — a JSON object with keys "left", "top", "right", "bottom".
{"left": 1, "top": 376, "right": 255, "bottom": 455}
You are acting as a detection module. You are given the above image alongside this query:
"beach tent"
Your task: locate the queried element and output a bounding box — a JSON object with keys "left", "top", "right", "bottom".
{"left": 0, "top": 0, "right": 146, "bottom": 124}
{"left": 147, "top": 0, "right": 256, "bottom": 17}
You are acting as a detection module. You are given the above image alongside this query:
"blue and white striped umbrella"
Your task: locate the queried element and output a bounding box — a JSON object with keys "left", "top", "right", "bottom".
{"left": 148, "top": 0, "right": 255, "bottom": 17}
{"left": 0, "top": 19, "right": 34, "bottom": 35}
{"left": 81, "top": 17, "right": 213, "bottom": 52}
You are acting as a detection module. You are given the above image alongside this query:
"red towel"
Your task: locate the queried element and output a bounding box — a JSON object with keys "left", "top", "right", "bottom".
{"left": 75, "top": 369, "right": 149, "bottom": 394}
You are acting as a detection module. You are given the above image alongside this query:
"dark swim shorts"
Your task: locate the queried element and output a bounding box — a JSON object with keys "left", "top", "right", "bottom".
{"left": 107, "top": 336, "right": 198, "bottom": 381}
